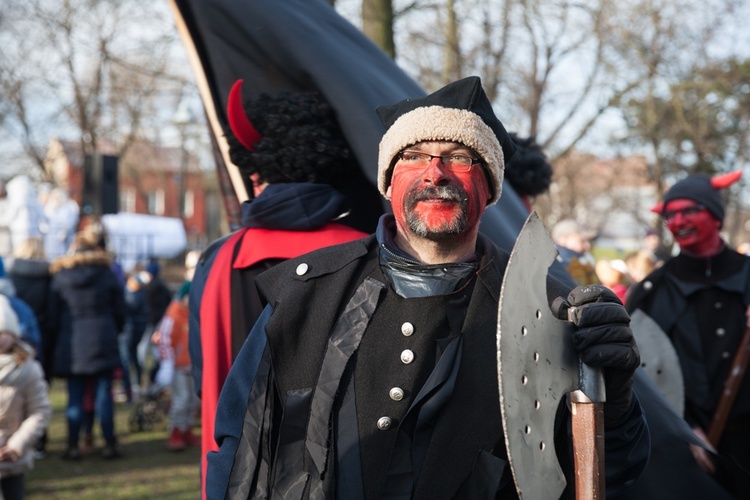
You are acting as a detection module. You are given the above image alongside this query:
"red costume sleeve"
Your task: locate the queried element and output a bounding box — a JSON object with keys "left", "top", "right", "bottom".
{"left": 199, "top": 229, "right": 247, "bottom": 499}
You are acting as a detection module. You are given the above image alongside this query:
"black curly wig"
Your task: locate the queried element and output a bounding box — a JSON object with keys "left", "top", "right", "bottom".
{"left": 504, "top": 133, "right": 553, "bottom": 197}
{"left": 226, "top": 91, "right": 353, "bottom": 191}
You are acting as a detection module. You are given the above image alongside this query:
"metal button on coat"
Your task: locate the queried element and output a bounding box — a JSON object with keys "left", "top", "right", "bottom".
{"left": 377, "top": 416, "right": 392, "bottom": 430}
{"left": 722, "top": 351, "right": 731, "bottom": 359}
{"left": 295, "top": 263, "right": 309, "bottom": 276}
{"left": 401, "top": 322, "right": 415, "bottom": 336}
{"left": 716, "top": 328, "right": 726, "bottom": 337}
{"left": 389, "top": 387, "right": 405, "bottom": 401}
{"left": 643, "top": 281, "right": 653, "bottom": 291}
{"left": 715, "top": 302, "right": 723, "bottom": 309}
{"left": 401, "top": 349, "right": 414, "bottom": 364}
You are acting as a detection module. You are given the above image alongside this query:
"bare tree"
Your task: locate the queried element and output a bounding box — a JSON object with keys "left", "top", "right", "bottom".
{"left": 362, "top": 0, "right": 397, "bottom": 57}
{"left": 0, "top": 0, "right": 195, "bottom": 180}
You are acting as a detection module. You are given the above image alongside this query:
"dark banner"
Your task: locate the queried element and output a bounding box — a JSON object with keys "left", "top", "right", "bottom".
{"left": 168, "top": 0, "right": 535, "bottom": 247}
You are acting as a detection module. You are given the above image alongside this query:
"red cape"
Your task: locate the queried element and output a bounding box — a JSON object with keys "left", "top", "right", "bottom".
{"left": 199, "top": 223, "right": 367, "bottom": 496}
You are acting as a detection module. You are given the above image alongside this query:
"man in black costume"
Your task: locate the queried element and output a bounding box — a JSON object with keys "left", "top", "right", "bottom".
{"left": 627, "top": 171, "right": 750, "bottom": 498}
{"left": 206, "top": 76, "right": 649, "bottom": 499}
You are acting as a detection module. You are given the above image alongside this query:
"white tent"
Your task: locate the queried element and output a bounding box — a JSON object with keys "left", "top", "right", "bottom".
{"left": 101, "top": 213, "right": 187, "bottom": 271}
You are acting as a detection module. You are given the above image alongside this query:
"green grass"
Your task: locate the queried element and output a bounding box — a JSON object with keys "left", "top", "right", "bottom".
{"left": 26, "top": 379, "right": 201, "bottom": 499}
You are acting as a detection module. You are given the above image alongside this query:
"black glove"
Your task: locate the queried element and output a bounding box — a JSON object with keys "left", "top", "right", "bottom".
{"left": 561, "top": 285, "right": 640, "bottom": 426}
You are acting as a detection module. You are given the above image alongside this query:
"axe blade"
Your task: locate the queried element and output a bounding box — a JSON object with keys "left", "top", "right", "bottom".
{"left": 497, "top": 212, "right": 579, "bottom": 499}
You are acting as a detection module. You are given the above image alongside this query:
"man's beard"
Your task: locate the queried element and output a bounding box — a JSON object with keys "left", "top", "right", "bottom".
{"left": 404, "top": 185, "right": 469, "bottom": 240}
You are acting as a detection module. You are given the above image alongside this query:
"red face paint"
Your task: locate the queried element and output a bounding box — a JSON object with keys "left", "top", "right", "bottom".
{"left": 663, "top": 198, "right": 722, "bottom": 256}
{"left": 389, "top": 142, "right": 490, "bottom": 240}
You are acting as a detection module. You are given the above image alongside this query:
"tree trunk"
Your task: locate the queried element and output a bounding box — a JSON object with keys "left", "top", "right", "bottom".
{"left": 362, "top": 0, "right": 395, "bottom": 58}
{"left": 443, "top": 0, "right": 461, "bottom": 83}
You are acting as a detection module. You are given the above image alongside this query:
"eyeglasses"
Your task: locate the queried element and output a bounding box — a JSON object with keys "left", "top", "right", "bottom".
{"left": 397, "top": 150, "right": 482, "bottom": 172}
{"left": 663, "top": 204, "right": 706, "bottom": 222}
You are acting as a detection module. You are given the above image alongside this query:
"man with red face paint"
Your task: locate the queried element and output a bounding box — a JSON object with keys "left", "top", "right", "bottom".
{"left": 205, "top": 77, "right": 649, "bottom": 499}
{"left": 626, "top": 172, "right": 750, "bottom": 498}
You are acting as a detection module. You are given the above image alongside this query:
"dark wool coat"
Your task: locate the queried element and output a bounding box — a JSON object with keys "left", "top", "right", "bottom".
{"left": 123, "top": 287, "right": 149, "bottom": 341}
{"left": 7, "top": 258, "right": 55, "bottom": 374}
{"left": 144, "top": 277, "right": 172, "bottom": 326}
{"left": 207, "top": 234, "right": 649, "bottom": 499}
{"left": 49, "top": 251, "right": 126, "bottom": 376}
{"left": 625, "top": 246, "right": 750, "bottom": 498}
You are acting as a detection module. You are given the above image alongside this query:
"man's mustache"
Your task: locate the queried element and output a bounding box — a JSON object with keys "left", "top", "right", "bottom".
{"left": 407, "top": 185, "right": 467, "bottom": 205}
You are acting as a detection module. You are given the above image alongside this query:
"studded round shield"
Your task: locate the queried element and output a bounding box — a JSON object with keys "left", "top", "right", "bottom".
{"left": 498, "top": 212, "right": 581, "bottom": 499}
{"left": 630, "top": 308, "right": 684, "bottom": 416}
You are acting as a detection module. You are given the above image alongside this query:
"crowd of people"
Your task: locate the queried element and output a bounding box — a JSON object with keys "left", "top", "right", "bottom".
{"left": 551, "top": 218, "right": 665, "bottom": 304}
{"left": 0, "top": 217, "right": 198, "bottom": 497}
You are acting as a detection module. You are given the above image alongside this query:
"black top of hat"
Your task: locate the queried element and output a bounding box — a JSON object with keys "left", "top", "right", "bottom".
{"left": 376, "top": 76, "right": 516, "bottom": 162}
{"left": 663, "top": 174, "right": 724, "bottom": 221}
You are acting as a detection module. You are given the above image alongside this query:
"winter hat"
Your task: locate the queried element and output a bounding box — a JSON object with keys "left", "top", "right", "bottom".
{"left": 177, "top": 280, "right": 192, "bottom": 300}
{"left": 376, "top": 76, "right": 516, "bottom": 205}
{"left": 658, "top": 171, "right": 743, "bottom": 223}
{"left": 0, "top": 297, "right": 20, "bottom": 337}
{"left": 551, "top": 219, "right": 596, "bottom": 242}
{"left": 146, "top": 260, "right": 160, "bottom": 277}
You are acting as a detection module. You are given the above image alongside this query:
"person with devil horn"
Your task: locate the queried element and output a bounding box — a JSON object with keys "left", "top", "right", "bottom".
{"left": 626, "top": 171, "right": 750, "bottom": 498}
{"left": 187, "top": 80, "right": 368, "bottom": 496}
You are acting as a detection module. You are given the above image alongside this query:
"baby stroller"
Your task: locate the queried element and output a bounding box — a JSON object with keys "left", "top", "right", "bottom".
{"left": 128, "top": 384, "right": 171, "bottom": 432}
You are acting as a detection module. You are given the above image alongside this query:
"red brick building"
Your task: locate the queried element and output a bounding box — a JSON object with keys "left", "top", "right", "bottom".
{"left": 44, "top": 138, "right": 223, "bottom": 246}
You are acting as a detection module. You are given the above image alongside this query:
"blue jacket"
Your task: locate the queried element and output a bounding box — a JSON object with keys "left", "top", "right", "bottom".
{"left": 0, "top": 277, "right": 41, "bottom": 355}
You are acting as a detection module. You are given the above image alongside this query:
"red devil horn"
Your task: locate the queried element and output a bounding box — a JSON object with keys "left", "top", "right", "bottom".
{"left": 710, "top": 170, "right": 742, "bottom": 190}
{"left": 227, "top": 79, "right": 262, "bottom": 151}
{"left": 650, "top": 201, "right": 664, "bottom": 214}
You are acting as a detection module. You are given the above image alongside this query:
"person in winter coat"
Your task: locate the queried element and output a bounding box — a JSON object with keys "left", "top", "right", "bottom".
{"left": 119, "top": 271, "right": 150, "bottom": 400}
{"left": 0, "top": 258, "right": 41, "bottom": 354}
{"left": 206, "top": 77, "right": 649, "bottom": 499}
{"left": 41, "top": 187, "right": 79, "bottom": 260}
{"left": 142, "top": 260, "right": 172, "bottom": 386}
{"left": 0, "top": 175, "right": 46, "bottom": 252}
{"left": 152, "top": 281, "right": 197, "bottom": 451}
{"left": 626, "top": 171, "right": 750, "bottom": 498}
{"left": 49, "top": 229, "right": 126, "bottom": 460}
{"left": 0, "top": 295, "right": 51, "bottom": 499}
{"left": 6, "top": 237, "right": 54, "bottom": 457}
{"left": 551, "top": 218, "right": 599, "bottom": 286}
{"left": 6, "top": 238, "right": 53, "bottom": 370}
{"left": 188, "top": 83, "right": 368, "bottom": 490}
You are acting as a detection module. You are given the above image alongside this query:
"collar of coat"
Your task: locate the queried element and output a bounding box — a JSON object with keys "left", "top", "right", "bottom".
{"left": 50, "top": 250, "right": 112, "bottom": 274}
{"left": 257, "top": 232, "right": 506, "bottom": 306}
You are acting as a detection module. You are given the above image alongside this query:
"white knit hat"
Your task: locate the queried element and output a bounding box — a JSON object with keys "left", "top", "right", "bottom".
{"left": 0, "top": 296, "right": 20, "bottom": 337}
{"left": 376, "top": 76, "right": 516, "bottom": 205}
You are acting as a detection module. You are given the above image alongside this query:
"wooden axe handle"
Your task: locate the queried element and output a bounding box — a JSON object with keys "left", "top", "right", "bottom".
{"left": 555, "top": 299, "right": 606, "bottom": 500}
{"left": 571, "top": 391, "right": 605, "bottom": 500}
{"left": 708, "top": 324, "right": 750, "bottom": 446}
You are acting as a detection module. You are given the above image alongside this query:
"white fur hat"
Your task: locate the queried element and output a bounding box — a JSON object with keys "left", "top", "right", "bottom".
{"left": 0, "top": 296, "right": 20, "bottom": 337}
{"left": 376, "top": 76, "right": 516, "bottom": 205}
